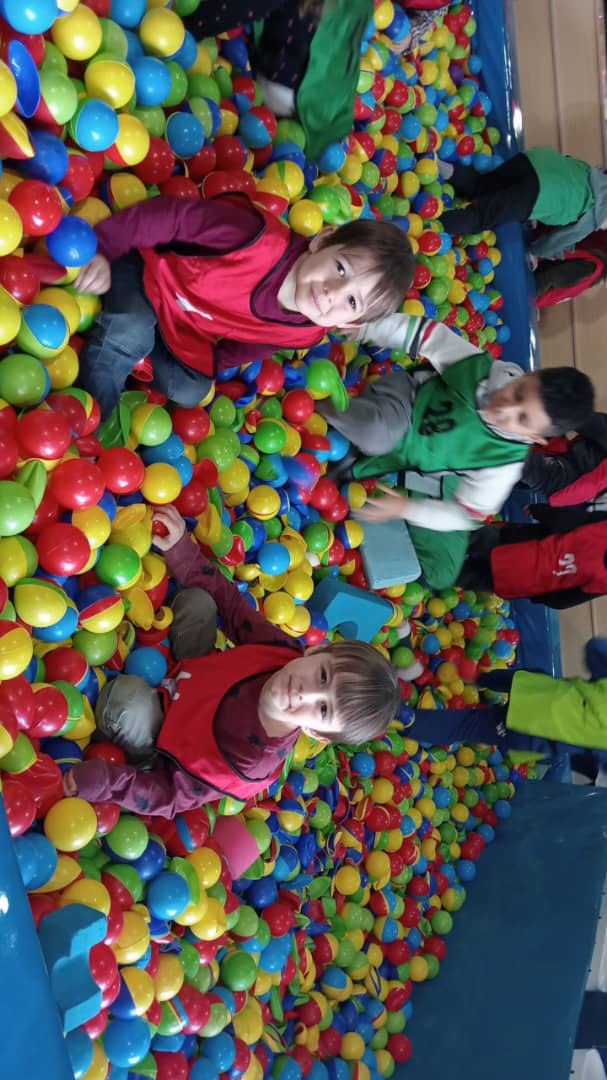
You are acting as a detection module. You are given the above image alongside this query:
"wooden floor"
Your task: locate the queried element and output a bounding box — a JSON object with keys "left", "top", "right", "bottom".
{"left": 511, "top": 0, "right": 607, "bottom": 674}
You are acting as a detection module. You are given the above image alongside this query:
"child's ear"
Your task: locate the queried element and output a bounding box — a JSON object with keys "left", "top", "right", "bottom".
{"left": 308, "top": 226, "right": 337, "bottom": 252}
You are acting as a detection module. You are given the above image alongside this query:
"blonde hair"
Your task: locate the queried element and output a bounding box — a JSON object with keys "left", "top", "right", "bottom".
{"left": 311, "top": 639, "right": 401, "bottom": 744}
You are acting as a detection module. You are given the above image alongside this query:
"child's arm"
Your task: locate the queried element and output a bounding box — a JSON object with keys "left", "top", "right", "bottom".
{"left": 356, "top": 461, "right": 524, "bottom": 529}
{"left": 358, "top": 313, "right": 483, "bottom": 371}
{"left": 153, "top": 507, "right": 302, "bottom": 651}
{"left": 75, "top": 196, "right": 266, "bottom": 293}
{"left": 63, "top": 759, "right": 218, "bottom": 818}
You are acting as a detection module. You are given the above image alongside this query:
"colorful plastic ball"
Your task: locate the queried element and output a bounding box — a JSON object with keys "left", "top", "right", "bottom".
{"left": 105, "top": 814, "right": 149, "bottom": 861}
{"left": 8, "top": 179, "right": 62, "bottom": 237}
{"left": 0, "top": 480, "right": 36, "bottom": 534}
{"left": 139, "top": 7, "right": 185, "bottom": 57}
{"left": 0, "top": 620, "right": 33, "bottom": 678}
{"left": 288, "top": 199, "right": 324, "bottom": 237}
{"left": 0, "top": 0, "right": 58, "bottom": 34}
{"left": 124, "top": 646, "right": 167, "bottom": 685}
{"left": 68, "top": 96, "right": 120, "bottom": 153}
{"left": 146, "top": 871, "right": 191, "bottom": 920}
{"left": 105, "top": 114, "right": 150, "bottom": 167}
{"left": 98, "top": 447, "right": 145, "bottom": 494}
{"left": 132, "top": 55, "right": 171, "bottom": 106}
{"left": 72, "top": 628, "right": 117, "bottom": 665}
{"left": 103, "top": 1017, "right": 151, "bottom": 1068}
{"left": 166, "top": 111, "right": 205, "bottom": 158}
{"left": 246, "top": 484, "right": 281, "bottom": 521}
{"left": 36, "top": 68, "right": 78, "bottom": 126}
{"left": 0, "top": 198, "right": 23, "bottom": 256}
{"left": 37, "top": 522, "right": 91, "bottom": 575}
{"left": 17, "top": 303, "right": 69, "bottom": 359}
{"left": 131, "top": 403, "right": 172, "bottom": 447}
{"left": 46, "top": 215, "right": 98, "bottom": 268}
{"left": 14, "top": 831, "right": 58, "bottom": 889}
{"left": 96, "top": 543, "right": 141, "bottom": 589}
{"left": 84, "top": 53, "right": 135, "bottom": 110}
{"left": 141, "top": 462, "right": 182, "bottom": 504}
{"left": 44, "top": 796, "right": 98, "bottom": 852}
{"left": 49, "top": 459, "right": 105, "bottom": 509}
{"left": 220, "top": 951, "right": 258, "bottom": 993}
{"left": 258, "top": 542, "right": 290, "bottom": 576}
{"left": 107, "top": 967, "right": 155, "bottom": 1022}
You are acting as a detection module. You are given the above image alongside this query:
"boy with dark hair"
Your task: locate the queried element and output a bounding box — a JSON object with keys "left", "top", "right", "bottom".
{"left": 62, "top": 506, "right": 400, "bottom": 817}
{"left": 73, "top": 195, "right": 415, "bottom": 421}
{"left": 319, "top": 313, "right": 595, "bottom": 586}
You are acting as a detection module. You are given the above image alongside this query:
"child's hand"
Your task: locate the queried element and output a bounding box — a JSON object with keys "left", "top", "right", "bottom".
{"left": 63, "top": 768, "right": 78, "bottom": 797}
{"left": 151, "top": 505, "right": 186, "bottom": 550}
{"left": 74, "top": 254, "right": 112, "bottom": 295}
{"left": 353, "top": 483, "right": 411, "bottom": 523}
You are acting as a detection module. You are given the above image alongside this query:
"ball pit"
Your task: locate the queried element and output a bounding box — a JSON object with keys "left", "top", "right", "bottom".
{"left": 0, "top": 3, "right": 535, "bottom": 1077}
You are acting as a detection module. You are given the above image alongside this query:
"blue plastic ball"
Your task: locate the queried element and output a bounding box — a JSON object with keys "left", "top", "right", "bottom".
{"left": 258, "top": 541, "right": 290, "bottom": 576}
{"left": 20, "top": 129, "right": 69, "bottom": 185}
{"left": 110, "top": 0, "right": 146, "bottom": 27}
{"left": 203, "top": 1033, "right": 236, "bottom": 1073}
{"left": 103, "top": 1017, "right": 151, "bottom": 1068}
{"left": 69, "top": 97, "right": 120, "bottom": 153}
{"left": 146, "top": 870, "right": 191, "bottom": 920}
{"left": 13, "top": 832, "right": 58, "bottom": 889}
{"left": 238, "top": 111, "right": 272, "bottom": 149}
{"left": 124, "top": 646, "right": 168, "bottom": 686}
{"left": 47, "top": 216, "right": 98, "bottom": 268}
{"left": 0, "top": 0, "right": 57, "bottom": 34}
{"left": 166, "top": 111, "right": 205, "bottom": 158}
{"left": 132, "top": 56, "right": 172, "bottom": 106}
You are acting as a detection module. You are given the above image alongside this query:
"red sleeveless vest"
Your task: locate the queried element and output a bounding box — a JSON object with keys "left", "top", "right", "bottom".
{"left": 156, "top": 643, "right": 297, "bottom": 799}
{"left": 140, "top": 204, "right": 326, "bottom": 376}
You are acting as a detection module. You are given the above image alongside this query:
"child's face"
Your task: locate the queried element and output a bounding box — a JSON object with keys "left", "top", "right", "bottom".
{"left": 290, "top": 237, "right": 382, "bottom": 327}
{"left": 483, "top": 372, "right": 551, "bottom": 443}
{"left": 259, "top": 651, "right": 343, "bottom": 739}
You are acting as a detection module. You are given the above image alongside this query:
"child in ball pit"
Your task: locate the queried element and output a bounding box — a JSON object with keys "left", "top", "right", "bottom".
{"left": 317, "top": 311, "right": 595, "bottom": 588}
{"left": 62, "top": 505, "right": 400, "bottom": 818}
{"left": 183, "top": 0, "right": 449, "bottom": 162}
{"left": 73, "top": 196, "right": 414, "bottom": 424}
{"left": 409, "top": 638, "right": 607, "bottom": 759}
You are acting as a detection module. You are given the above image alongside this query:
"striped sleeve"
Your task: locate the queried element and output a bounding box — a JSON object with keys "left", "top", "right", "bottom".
{"left": 361, "top": 313, "right": 483, "bottom": 370}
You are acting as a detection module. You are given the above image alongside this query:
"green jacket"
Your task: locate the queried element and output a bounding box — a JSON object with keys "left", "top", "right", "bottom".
{"left": 508, "top": 670, "right": 607, "bottom": 750}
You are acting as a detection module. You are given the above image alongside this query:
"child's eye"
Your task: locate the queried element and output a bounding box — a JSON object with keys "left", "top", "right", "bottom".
{"left": 320, "top": 702, "right": 328, "bottom": 719}
{"left": 320, "top": 667, "right": 328, "bottom": 684}
{"left": 348, "top": 295, "right": 357, "bottom": 311}
{"left": 336, "top": 260, "right": 346, "bottom": 277}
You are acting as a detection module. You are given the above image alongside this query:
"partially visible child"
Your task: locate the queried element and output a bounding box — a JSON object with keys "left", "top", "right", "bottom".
{"left": 534, "top": 229, "right": 607, "bottom": 308}
{"left": 62, "top": 506, "right": 400, "bottom": 817}
{"left": 408, "top": 638, "right": 607, "bottom": 757}
{"left": 73, "top": 196, "right": 414, "bottom": 422}
{"left": 184, "top": 1, "right": 448, "bottom": 160}
{"left": 317, "top": 311, "right": 595, "bottom": 586}
{"left": 521, "top": 413, "right": 607, "bottom": 498}
{"left": 440, "top": 148, "right": 607, "bottom": 252}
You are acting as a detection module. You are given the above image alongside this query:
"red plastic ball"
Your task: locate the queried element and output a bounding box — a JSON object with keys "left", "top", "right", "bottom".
{"left": 171, "top": 406, "right": 211, "bottom": 443}
{"left": 387, "top": 1034, "right": 413, "bottom": 1063}
{"left": 9, "top": 180, "right": 63, "bottom": 237}
{"left": 185, "top": 144, "right": 217, "bottom": 181}
{"left": 63, "top": 152, "right": 96, "bottom": 202}
{"left": 37, "top": 522, "right": 91, "bottom": 575}
{"left": 0, "top": 254, "right": 39, "bottom": 304}
{"left": 98, "top": 447, "right": 145, "bottom": 494}
{"left": 29, "top": 684, "right": 68, "bottom": 738}
{"left": 20, "top": 753, "right": 64, "bottom": 816}
{"left": 256, "top": 358, "right": 285, "bottom": 395}
{"left": 0, "top": 674, "right": 35, "bottom": 731}
{"left": 213, "top": 134, "right": 246, "bottom": 171}
{"left": 175, "top": 479, "right": 209, "bottom": 517}
{"left": 0, "top": 431, "right": 18, "bottom": 477}
{"left": 49, "top": 458, "right": 105, "bottom": 509}
{"left": 159, "top": 175, "right": 200, "bottom": 199}
{"left": 17, "top": 408, "right": 72, "bottom": 461}
{"left": 133, "top": 137, "right": 176, "bottom": 185}
{"left": 282, "top": 390, "right": 315, "bottom": 426}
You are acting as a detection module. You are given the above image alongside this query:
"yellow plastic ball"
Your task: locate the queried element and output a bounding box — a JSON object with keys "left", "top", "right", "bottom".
{"left": 186, "top": 846, "right": 222, "bottom": 888}
{"left": 0, "top": 199, "right": 23, "bottom": 256}
{"left": 141, "top": 462, "right": 182, "bottom": 504}
{"left": 191, "top": 896, "right": 228, "bottom": 941}
{"left": 0, "top": 60, "right": 17, "bottom": 117}
{"left": 112, "top": 910, "right": 151, "bottom": 965}
{"left": 154, "top": 954, "right": 185, "bottom": 1003}
{"left": 246, "top": 484, "right": 281, "bottom": 520}
{"left": 341, "top": 1032, "right": 366, "bottom": 1061}
{"left": 84, "top": 54, "right": 135, "bottom": 109}
{"left": 52, "top": 6, "right": 103, "bottom": 61}
{"left": 81, "top": 1043, "right": 108, "bottom": 1080}
{"left": 288, "top": 199, "right": 324, "bottom": 237}
{"left": 451, "top": 802, "right": 469, "bottom": 824}
{"left": 284, "top": 568, "right": 314, "bottom": 602}
{"left": 44, "top": 797, "right": 98, "bottom": 852}
{"left": 139, "top": 7, "right": 185, "bottom": 57}
{"left": 263, "top": 591, "right": 297, "bottom": 626}
{"left": 400, "top": 172, "right": 420, "bottom": 199}
{"left": 218, "top": 458, "right": 250, "bottom": 495}
{"left": 262, "top": 161, "right": 305, "bottom": 201}
{"left": 60, "top": 878, "right": 112, "bottom": 915}
{"left": 112, "top": 114, "right": 151, "bottom": 167}
{"left": 0, "top": 286, "right": 21, "bottom": 345}
{"left": 410, "top": 955, "right": 429, "bottom": 982}
{"left": 334, "top": 865, "right": 361, "bottom": 896}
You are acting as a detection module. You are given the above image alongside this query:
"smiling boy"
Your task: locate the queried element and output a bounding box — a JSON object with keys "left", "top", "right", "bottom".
{"left": 63, "top": 506, "right": 399, "bottom": 817}
{"left": 73, "top": 194, "right": 415, "bottom": 421}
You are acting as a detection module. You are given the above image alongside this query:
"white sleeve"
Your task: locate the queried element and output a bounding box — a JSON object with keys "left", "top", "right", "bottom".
{"left": 360, "top": 314, "right": 483, "bottom": 372}
{"left": 401, "top": 461, "right": 526, "bottom": 532}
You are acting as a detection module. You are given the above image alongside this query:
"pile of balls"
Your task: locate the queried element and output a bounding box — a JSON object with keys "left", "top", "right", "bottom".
{"left": 0, "top": 1, "right": 531, "bottom": 1077}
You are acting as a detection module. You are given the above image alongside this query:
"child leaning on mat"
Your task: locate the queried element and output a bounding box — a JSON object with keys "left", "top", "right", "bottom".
{"left": 62, "top": 506, "right": 399, "bottom": 818}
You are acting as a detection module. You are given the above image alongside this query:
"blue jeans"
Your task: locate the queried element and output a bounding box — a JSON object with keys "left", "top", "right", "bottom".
{"left": 78, "top": 252, "right": 213, "bottom": 419}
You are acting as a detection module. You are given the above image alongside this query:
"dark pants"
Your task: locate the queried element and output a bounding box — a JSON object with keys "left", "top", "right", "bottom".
{"left": 442, "top": 153, "right": 540, "bottom": 235}
{"left": 78, "top": 252, "right": 212, "bottom": 420}
{"left": 458, "top": 521, "right": 548, "bottom": 592}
